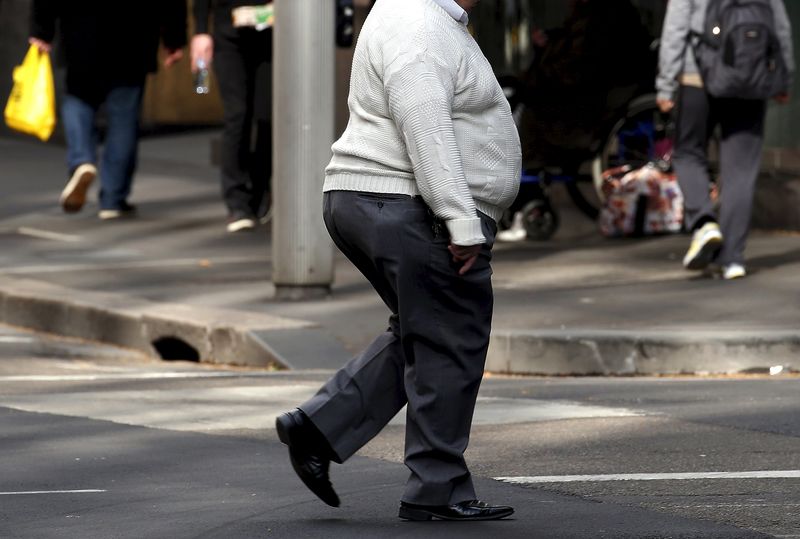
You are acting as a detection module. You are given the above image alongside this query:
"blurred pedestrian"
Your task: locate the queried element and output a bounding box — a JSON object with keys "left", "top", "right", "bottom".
{"left": 656, "top": 0, "right": 794, "bottom": 279}
{"left": 29, "top": 0, "right": 187, "bottom": 219}
{"left": 191, "top": 1, "right": 273, "bottom": 233}
{"left": 275, "top": 0, "right": 521, "bottom": 521}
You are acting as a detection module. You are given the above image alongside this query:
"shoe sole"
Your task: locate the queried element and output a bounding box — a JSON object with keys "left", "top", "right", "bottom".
{"left": 227, "top": 219, "right": 256, "bottom": 233}
{"left": 98, "top": 209, "right": 136, "bottom": 220}
{"left": 724, "top": 274, "right": 746, "bottom": 280}
{"left": 60, "top": 165, "right": 96, "bottom": 213}
{"left": 723, "top": 269, "right": 747, "bottom": 280}
{"left": 683, "top": 235, "right": 722, "bottom": 270}
{"left": 398, "top": 505, "right": 514, "bottom": 521}
{"left": 98, "top": 211, "right": 121, "bottom": 220}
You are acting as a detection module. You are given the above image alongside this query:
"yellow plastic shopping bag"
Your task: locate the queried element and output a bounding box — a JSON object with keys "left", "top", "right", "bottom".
{"left": 4, "top": 45, "right": 56, "bottom": 142}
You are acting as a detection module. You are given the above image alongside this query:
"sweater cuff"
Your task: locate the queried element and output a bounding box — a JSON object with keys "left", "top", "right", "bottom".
{"left": 446, "top": 217, "right": 485, "bottom": 246}
{"left": 195, "top": 20, "right": 210, "bottom": 35}
{"left": 657, "top": 90, "right": 675, "bottom": 102}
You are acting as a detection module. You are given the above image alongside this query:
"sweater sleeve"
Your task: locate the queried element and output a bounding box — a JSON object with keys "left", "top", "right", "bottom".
{"left": 30, "top": 0, "right": 58, "bottom": 43}
{"left": 384, "top": 51, "right": 484, "bottom": 246}
{"left": 773, "top": 0, "right": 795, "bottom": 86}
{"left": 656, "top": 0, "right": 692, "bottom": 101}
{"left": 161, "top": 0, "right": 188, "bottom": 51}
{"left": 193, "top": 0, "right": 212, "bottom": 35}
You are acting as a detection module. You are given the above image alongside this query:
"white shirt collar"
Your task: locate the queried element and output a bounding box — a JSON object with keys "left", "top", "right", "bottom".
{"left": 431, "top": 0, "right": 469, "bottom": 25}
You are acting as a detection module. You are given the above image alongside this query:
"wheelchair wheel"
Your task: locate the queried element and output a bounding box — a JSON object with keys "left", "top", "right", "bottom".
{"left": 521, "top": 199, "right": 559, "bottom": 241}
{"left": 590, "top": 94, "right": 671, "bottom": 203}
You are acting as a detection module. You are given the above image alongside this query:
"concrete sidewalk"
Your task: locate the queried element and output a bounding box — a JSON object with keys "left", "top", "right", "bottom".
{"left": 1, "top": 132, "right": 798, "bottom": 375}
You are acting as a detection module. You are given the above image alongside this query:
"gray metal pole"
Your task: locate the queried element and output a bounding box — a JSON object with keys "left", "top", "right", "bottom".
{"left": 272, "top": 0, "right": 336, "bottom": 300}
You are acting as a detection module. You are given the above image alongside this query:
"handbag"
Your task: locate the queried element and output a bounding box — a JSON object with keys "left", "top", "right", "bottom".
{"left": 599, "top": 162, "right": 684, "bottom": 238}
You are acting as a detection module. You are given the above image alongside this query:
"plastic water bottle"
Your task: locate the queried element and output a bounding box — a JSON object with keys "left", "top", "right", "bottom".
{"left": 195, "top": 59, "right": 210, "bottom": 95}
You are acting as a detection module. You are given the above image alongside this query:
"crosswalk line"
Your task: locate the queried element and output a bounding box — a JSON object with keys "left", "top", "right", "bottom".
{"left": 496, "top": 471, "right": 800, "bottom": 484}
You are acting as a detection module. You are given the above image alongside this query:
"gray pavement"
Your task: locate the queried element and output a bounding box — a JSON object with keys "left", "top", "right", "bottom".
{"left": 1, "top": 132, "right": 799, "bottom": 374}
{"left": 2, "top": 325, "right": 798, "bottom": 538}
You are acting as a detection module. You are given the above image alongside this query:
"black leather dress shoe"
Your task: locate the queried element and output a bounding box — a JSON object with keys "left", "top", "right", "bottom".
{"left": 398, "top": 500, "right": 514, "bottom": 521}
{"left": 275, "top": 409, "right": 340, "bottom": 507}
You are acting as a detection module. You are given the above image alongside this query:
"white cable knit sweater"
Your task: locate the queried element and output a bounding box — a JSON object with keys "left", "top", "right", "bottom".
{"left": 324, "top": 0, "right": 521, "bottom": 245}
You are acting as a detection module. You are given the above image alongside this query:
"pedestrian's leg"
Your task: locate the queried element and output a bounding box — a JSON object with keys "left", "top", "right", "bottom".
{"left": 250, "top": 119, "right": 272, "bottom": 221}
{"left": 214, "top": 25, "right": 255, "bottom": 222}
{"left": 99, "top": 83, "right": 143, "bottom": 211}
{"left": 247, "top": 31, "right": 272, "bottom": 221}
{"left": 673, "top": 86, "right": 725, "bottom": 270}
{"left": 312, "top": 193, "right": 497, "bottom": 505}
{"left": 299, "top": 192, "right": 408, "bottom": 462}
{"left": 400, "top": 213, "right": 496, "bottom": 506}
{"left": 673, "top": 85, "right": 715, "bottom": 230}
{"left": 61, "top": 94, "right": 98, "bottom": 172}
{"left": 301, "top": 324, "right": 407, "bottom": 462}
{"left": 716, "top": 99, "right": 766, "bottom": 267}
{"left": 59, "top": 94, "right": 99, "bottom": 212}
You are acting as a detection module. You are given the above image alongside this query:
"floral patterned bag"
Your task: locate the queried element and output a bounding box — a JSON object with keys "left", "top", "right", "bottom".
{"left": 599, "top": 162, "right": 684, "bottom": 237}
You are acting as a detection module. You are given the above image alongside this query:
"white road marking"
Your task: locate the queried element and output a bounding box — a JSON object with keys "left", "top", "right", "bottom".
{"left": 665, "top": 503, "right": 800, "bottom": 509}
{"left": 16, "top": 227, "right": 83, "bottom": 243}
{"left": 388, "top": 397, "right": 641, "bottom": 426}
{"left": 0, "top": 336, "right": 36, "bottom": 344}
{"left": 0, "top": 385, "right": 320, "bottom": 432}
{"left": 496, "top": 471, "right": 800, "bottom": 484}
{"left": 0, "top": 489, "right": 106, "bottom": 496}
{"left": 2, "top": 255, "right": 265, "bottom": 275}
{"left": 0, "top": 387, "right": 641, "bottom": 433}
{"left": 0, "top": 372, "right": 261, "bottom": 382}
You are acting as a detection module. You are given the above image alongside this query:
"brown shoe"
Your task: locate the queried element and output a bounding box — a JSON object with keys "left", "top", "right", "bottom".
{"left": 60, "top": 163, "right": 97, "bottom": 213}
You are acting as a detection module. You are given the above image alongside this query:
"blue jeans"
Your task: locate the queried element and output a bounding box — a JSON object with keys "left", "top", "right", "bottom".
{"left": 61, "top": 84, "right": 144, "bottom": 210}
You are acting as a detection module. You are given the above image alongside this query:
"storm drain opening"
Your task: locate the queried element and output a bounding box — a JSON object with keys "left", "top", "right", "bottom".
{"left": 151, "top": 337, "right": 200, "bottom": 362}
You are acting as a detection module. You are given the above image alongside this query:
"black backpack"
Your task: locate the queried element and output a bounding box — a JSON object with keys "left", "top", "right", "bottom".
{"left": 694, "top": 0, "right": 790, "bottom": 99}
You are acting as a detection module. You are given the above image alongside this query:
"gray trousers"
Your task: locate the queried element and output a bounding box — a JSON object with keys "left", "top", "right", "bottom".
{"left": 300, "top": 191, "right": 497, "bottom": 506}
{"left": 673, "top": 85, "right": 766, "bottom": 266}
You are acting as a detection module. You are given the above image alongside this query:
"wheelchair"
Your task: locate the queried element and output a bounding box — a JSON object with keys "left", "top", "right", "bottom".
{"left": 499, "top": 73, "right": 671, "bottom": 241}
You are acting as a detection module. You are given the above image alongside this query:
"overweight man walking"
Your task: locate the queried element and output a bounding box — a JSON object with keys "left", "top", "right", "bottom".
{"left": 275, "top": 0, "right": 521, "bottom": 522}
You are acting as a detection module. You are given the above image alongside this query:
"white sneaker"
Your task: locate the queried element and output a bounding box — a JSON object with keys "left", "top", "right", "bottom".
{"left": 60, "top": 163, "right": 97, "bottom": 213}
{"left": 497, "top": 211, "right": 527, "bottom": 243}
{"left": 683, "top": 222, "right": 723, "bottom": 270}
{"left": 227, "top": 217, "right": 256, "bottom": 233}
{"left": 722, "top": 263, "right": 746, "bottom": 280}
{"left": 98, "top": 202, "right": 137, "bottom": 220}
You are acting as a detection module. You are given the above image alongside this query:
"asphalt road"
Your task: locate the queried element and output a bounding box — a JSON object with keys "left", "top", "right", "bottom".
{"left": 0, "top": 324, "right": 798, "bottom": 538}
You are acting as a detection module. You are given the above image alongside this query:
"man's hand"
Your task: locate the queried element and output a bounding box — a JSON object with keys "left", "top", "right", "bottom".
{"left": 657, "top": 97, "right": 675, "bottom": 114}
{"left": 448, "top": 243, "right": 482, "bottom": 276}
{"left": 28, "top": 37, "right": 52, "bottom": 53}
{"left": 531, "top": 27, "right": 548, "bottom": 48}
{"left": 773, "top": 92, "right": 790, "bottom": 105}
{"left": 163, "top": 48, "right": 184, "bottom": 68}
{"left": 190, "top": 34, "right": 214, "bottom": 72}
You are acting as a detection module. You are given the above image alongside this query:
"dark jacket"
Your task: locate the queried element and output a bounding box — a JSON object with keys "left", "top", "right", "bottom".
{"left": 30, "top": 0, "right": 187, "bottom": 101}
{"left": 193, "top": 0, "right": 262, "bottom": 34}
